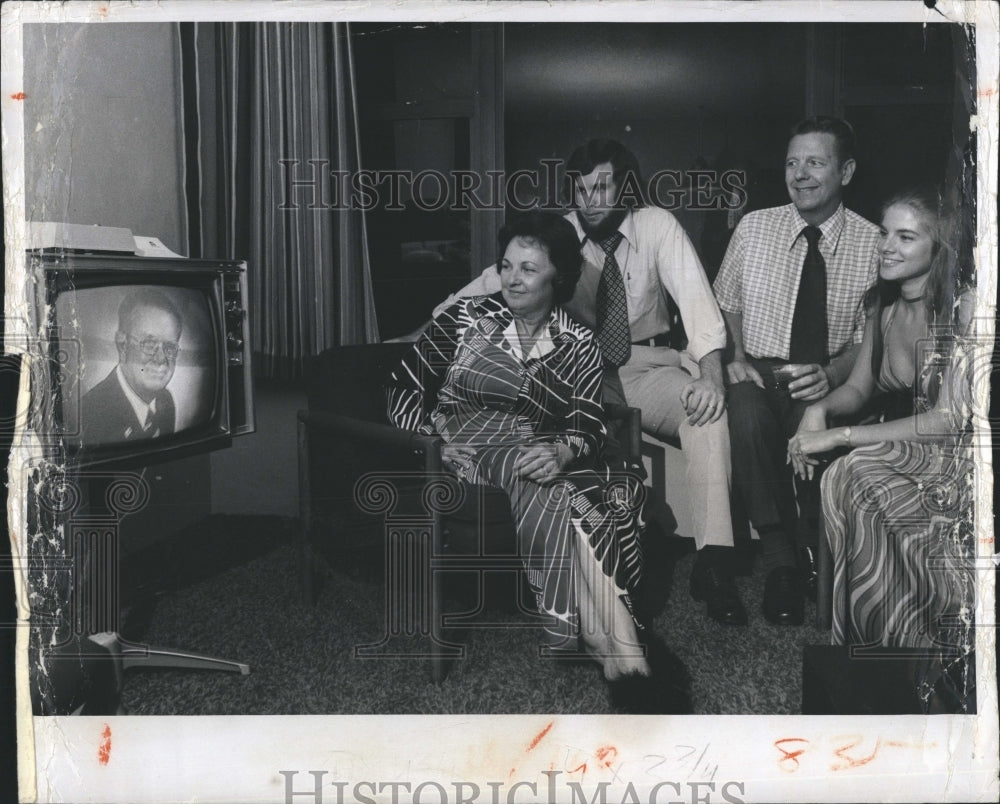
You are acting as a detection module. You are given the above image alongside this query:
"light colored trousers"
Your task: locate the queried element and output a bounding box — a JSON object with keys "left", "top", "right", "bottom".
{"left": 618, "top": 346, "right": 734, "bottom": 549}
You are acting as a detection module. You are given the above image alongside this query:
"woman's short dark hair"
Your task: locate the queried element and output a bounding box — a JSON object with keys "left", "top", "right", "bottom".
{"left": 496, "top": 210, "right": 583, "bottom": 305}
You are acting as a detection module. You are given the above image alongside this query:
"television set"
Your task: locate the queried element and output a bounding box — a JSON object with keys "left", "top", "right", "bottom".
{"left": 28, "top": 251, "right": 255, "bottom": 468}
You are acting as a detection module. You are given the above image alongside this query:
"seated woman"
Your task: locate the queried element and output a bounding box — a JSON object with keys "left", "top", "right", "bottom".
{"left": 387, "top": 210, "right": 686, "bottom": 713}
{"left": 788, "top": 186, "right": 975, "bottom": 649}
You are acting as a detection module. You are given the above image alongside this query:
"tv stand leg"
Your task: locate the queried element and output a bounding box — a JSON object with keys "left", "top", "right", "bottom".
{"left": 120, "top": 644, "right": 251, "bottom": 674}
{"left": 90, "top": 632, "right": 251, "bottom": 674}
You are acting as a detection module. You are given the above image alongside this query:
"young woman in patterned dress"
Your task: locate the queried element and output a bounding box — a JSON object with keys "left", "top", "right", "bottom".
{"left": 787, "top": 186, "right": 975, "bottom": 649}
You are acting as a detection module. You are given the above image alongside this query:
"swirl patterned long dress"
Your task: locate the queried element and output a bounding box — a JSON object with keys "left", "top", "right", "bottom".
{"left": 821, "top": 301, "right": 974, "bottom": 648}
{"left": 387, "top": 294, "right": 645, "bottom": 647}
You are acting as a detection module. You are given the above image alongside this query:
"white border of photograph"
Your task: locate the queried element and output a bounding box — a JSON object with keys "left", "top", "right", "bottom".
{"left": 3, "top": 1, "right": 997, "bottom": 802}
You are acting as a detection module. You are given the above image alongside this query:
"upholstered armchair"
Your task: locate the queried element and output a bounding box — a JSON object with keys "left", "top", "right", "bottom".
{"left": 296, "top": 343, "right": 641, "bottom": 681}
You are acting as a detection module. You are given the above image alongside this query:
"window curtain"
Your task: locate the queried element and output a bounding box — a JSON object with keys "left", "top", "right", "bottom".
{"left": 186, "top": 22, "right": 380, "bottom": 380}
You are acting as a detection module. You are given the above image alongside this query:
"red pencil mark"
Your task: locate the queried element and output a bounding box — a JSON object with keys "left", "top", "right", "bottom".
{"left": 97, "top": 724, "right": 112, "bottom": 765}
{"left": 10, "top": 92, "right": 26, "bottom": 101}
{"left": 831, "top": 735, "right": 881, "bottom": 771}
{"left": 98, "top": 5, "right": 109, "bottom": 16}
{"left": 527, "top": 721, "right": 554, "bottom": 751}
{"left": 885, "top": 740, "right": 938, "bottom": 749}
{"left": 569, "top": 762, "right": 588, "bottom": 775}
{"left": 595, "top": 745, "right": 618, "bottom": 769}
{"left": 774, "top": 738, "right": 810, "bottom": 772}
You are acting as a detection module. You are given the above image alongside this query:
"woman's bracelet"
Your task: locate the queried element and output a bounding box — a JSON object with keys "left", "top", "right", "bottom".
{"left": 841, "top": 426, "right": 853, "bottom": 447}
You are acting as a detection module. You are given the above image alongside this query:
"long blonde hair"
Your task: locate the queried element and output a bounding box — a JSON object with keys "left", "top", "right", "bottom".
{"left": 867, "top": 185, "right": 963, "bottom": 383}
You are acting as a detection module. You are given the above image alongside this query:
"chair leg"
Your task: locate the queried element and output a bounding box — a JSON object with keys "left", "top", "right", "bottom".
{"left": 297, "top": 416, "right": 316, "bottom": 606}
{"left": 816, "top": 517, "right": 833, "bottom": 630}
{"left": 299, "top": 539, "right": 316, "bottom": 607}
{"left": 432, "top": 523, "right": 448, "bottom": 683}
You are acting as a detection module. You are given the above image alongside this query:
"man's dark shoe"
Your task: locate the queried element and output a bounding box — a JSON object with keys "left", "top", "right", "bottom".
{"left": 799, "top": 545, "right": 818, "bottom": 602}
{"left": 763, "top": 566, "right": 805, "bottom": 625}
{"left": 690, "top": 565, "right": 748, "bottom": 626}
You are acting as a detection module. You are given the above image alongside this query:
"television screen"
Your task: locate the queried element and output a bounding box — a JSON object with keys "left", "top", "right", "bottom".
{"left": 57, "top": 285, "right": 219, "bottom": 447}
{"left": 31, "top": 253, "right": 254, "bottom": 468}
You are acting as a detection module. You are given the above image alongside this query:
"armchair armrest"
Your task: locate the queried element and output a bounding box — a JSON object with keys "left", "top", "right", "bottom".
{"left": 602, "top": 403, "right": 642, "bottom": 463}
{"left": 297, "top": 408, "right": 441, "bottom": 464}
{"left": 296, "top": 409, "right": 444, "bottom": 606}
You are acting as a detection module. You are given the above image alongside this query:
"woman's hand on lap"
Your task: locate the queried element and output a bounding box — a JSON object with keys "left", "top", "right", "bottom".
{"left": 515, "top": 443, "right": 573, "bottom": 484}
{"left": 441, "top": 444, "right": 476, "bottom": 475}
{"left": 787, "top": 429, "right": 844, "bottom": 480}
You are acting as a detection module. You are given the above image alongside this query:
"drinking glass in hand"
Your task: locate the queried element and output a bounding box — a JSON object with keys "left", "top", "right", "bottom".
{"left": 771, "top": 363, "right": 803, "bottom": 393}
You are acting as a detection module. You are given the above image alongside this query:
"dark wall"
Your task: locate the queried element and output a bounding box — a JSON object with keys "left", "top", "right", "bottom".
{"left": 209, "top": 380, "right": 305, "bottom": 517}
{"left": 839, "top": 24, "right": 962, "bottom": 224}
{"left": 502, "top": 23, "right": 963, "bottom": 275}
{"left": 504, "top": 23, "right": 806, "bottom": 274}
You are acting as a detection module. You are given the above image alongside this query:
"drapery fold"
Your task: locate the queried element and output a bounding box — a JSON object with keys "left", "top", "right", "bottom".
{"left": 191, "top": 22, "right": 379, "bottom": 380}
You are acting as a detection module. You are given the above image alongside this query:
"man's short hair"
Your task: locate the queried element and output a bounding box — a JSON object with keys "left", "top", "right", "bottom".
{"left": 118, "top": 288, "right": 183, "bottom": 336}
{"left": 789, "top": 116, "right": 857, "bottom": 165}
{"left": 565, "top": 138, "right": 647, "bottom": 208}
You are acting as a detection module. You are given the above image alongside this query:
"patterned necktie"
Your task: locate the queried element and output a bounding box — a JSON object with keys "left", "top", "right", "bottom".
{"left": 143, "top": 408, "right": 154, "bottom": 431}
{"left": 789, "top": 225, "right": 828, "bottom": 365}
{"left": 595, "top": 231, "right": 631, "bottom": 366}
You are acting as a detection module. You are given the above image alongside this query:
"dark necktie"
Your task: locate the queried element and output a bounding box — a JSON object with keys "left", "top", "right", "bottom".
{"left": 595, "top": 231, "right": 631, "bottom": 366}
{"left": 789, "top": 225, "right": 827, "bottom": 365}
{"left": 143, "top": 407, "right": 160, "bottom": 437}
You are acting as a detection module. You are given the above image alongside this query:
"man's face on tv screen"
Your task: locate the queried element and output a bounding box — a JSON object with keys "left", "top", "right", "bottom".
{"left": 117, "top": 305, "right": 182, "bottom": 401}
